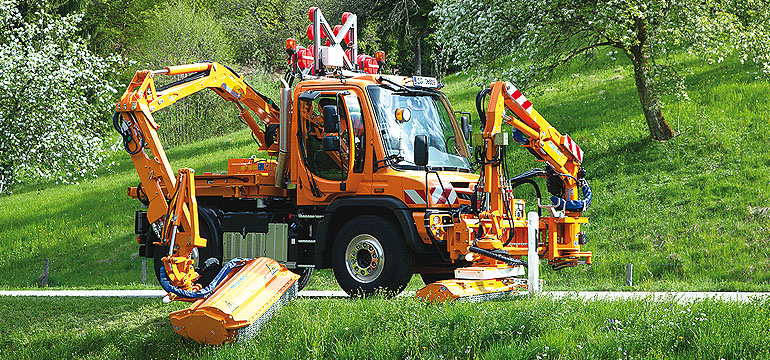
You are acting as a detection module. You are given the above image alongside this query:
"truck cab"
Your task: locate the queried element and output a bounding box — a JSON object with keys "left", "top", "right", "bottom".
{"left": 284, "top": 74, "right": 478, "bottom": 293}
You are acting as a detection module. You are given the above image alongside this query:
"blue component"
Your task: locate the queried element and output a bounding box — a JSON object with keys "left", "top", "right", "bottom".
{"left": 551, "top": 180, "right": 593, "bottom": 212}
{"left": 511, "top": 128, "right": 528, "bottom": 144}
{"left": 257, "top": 162, "right": 266, "bottom": 171}
{"left": 159, "top": 257, "right": 251, "bottom": 299}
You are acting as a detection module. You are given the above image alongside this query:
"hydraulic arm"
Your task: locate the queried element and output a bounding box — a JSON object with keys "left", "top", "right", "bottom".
{"left": 417, "top": 81, "right": 592, "bottom": 302}
{"left": 114, "top": 62, "right": 280, "bottom": 292}
{"left": 470, "top": 80, "right": 592, "bottom": 265}
{"left": 115, "top": 62, "right": 298, "bottom": 344}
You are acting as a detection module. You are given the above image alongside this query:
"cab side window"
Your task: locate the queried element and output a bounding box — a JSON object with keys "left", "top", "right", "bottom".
{"left": 341, "top": 94, "right": 365, "bottom": 173}
{"left": 299, "top": 94, "right": 349, "bottom": 181}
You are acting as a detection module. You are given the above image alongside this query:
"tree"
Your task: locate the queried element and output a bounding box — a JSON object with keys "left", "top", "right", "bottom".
{"left": 0, "top": 0, "right": 120, "bottom": 193}
{"left": 434, "top": 0, "right": 770, "bottom": 141}
{"left": 350, "top": 0, "right": 436, "bottom": 76}
{"left": 135, "top": 0, "right": 241, "bottom": 145}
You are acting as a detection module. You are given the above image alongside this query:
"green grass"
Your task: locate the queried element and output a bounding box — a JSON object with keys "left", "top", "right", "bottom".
{"left": 0, "top": 132, "right": 260, "bottom": 288}
{"left": 1, "top": 53, "right": 770, "bottom": 359}
{"left": 0, "top": 54, "right": 769, "bottom": 291}
{"left": 1, "top": 295, "right": 769, "bottom": 359}
{"left": 444, "top": 54, "right": 770, "bottom": 291}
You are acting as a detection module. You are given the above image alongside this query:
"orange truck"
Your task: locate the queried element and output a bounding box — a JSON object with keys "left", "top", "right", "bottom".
{"left": 115, "top": 7, "right": 592, "bottom": 344}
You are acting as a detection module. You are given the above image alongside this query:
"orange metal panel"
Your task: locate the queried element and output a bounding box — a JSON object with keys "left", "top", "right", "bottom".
{"left": 169, "top": 258, "right": 299, "bottom": 345}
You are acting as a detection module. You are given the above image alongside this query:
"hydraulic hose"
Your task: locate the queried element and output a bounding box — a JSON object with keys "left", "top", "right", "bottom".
{"left": 475, "top": 88, "right": 491, "bottom": 129}
{"left": 113, "top": 112, "right": 145, "bottom": 155}
{"left": 550, "top": 179, "right": 593, "bottom": 212}
{"left": 510, "top": 178, "right": 543, "bottom": 218}
{"left": 469, "top": 246, "right": 528, "bottom": 267}
{"left": 159, "top": 257, "right": 250, "bottom": 299}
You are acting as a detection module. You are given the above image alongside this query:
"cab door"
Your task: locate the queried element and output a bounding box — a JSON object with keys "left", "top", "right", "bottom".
{"left": 295, "top": 89, "right": 368, "bottom": 204}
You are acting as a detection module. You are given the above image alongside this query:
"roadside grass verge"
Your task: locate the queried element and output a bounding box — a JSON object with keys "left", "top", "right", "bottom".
{"left": 0, "top": 54, "right": 768, "bottom": 291}
{"left": 1, "top": 295, "right": 768, "bottom": 359}
{"left": 0, "top": 131, "right": 260, "bottom": 288}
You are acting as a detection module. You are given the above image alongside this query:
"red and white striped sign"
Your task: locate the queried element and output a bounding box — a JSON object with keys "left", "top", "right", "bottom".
{"left": 505, "top": 82, "right": 533, "bottom": 115}
{"left": 404, "top": 189, "right": 427, "bottom": 205}
{"left": 430, "top": 186, "right": 458, "bottom": 205}
{"left": 562, "top": 134, "right": 584, "bottom": 163}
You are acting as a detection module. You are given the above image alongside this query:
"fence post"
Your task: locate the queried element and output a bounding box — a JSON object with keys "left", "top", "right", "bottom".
{"left": 37, "top": 258, "right": 49, "bottom": 288}
{"left": 141, "top": 258, "right": 147, "bottom": 285}
{"left": 626, "top": 263, "right": 633, "bottom": 286}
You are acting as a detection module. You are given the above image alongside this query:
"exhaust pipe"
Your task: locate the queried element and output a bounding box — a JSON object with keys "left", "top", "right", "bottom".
{"left": 274, "top": 79, "right": 291, "bottom": 188}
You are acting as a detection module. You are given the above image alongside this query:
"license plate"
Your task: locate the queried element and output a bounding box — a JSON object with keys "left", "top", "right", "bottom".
{"left": 412, "top": 76, "right": 438, "bottom": 88}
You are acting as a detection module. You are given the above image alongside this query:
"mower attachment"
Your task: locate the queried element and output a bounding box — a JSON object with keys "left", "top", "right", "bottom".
{"left": 168, "top": 257, "right": 299, "bottom": 345}
{"left": 416, "top": 266, "right": 528, "bottom": 303}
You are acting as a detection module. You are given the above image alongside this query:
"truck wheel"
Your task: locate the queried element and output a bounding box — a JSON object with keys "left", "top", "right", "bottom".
{"left": 153, "top": 207, "right": 222, "bottom": 288}
{"left": 332, "top": 215, "right": 414, "bottom": 296}
{"left": 294, "top": 267, "right": 314, "bottom": 291}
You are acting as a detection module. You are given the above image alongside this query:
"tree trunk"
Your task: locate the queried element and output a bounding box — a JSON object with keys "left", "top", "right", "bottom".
{"left": 414, "top": 37, "right": 422, "bottom": 76}
{"left": 0, "top": 159, "right": 12, "bottom": 194}
{"left": 629, "top": 45, "right": 675, "bottom": 141}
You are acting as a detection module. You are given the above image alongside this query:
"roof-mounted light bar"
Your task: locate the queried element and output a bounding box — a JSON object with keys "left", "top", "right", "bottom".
{"left": 309, "top": 7, "right": 357, "bottom": 75}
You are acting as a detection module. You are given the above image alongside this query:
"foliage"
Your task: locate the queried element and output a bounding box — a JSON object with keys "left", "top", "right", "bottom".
{"left": 0, "top": 0, "right": 120, "bottom": 193}
{"left": 217, "top": 0, "right": 329, "bottom": 70}
{"left": 42, "top": 0, "right": 157, "bottom": 56}
{"left": 348, "top": 0, "right": 438, "bottom": 76}
{"left": 135, "top": 0, "right": 242, "bottom": 145}
{"left": 434, "top": 0, "right": 770, "bottom": 140}
{"left": 430, "top": 0, "right": 518, "bottom": 79}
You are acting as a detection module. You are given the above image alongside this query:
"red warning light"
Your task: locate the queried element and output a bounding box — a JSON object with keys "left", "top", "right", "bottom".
{"left": 375, "top": 51, "right": 385, "bottom": 63}
{"left": 286, "top": 38, "right": 297, "bottom": 54}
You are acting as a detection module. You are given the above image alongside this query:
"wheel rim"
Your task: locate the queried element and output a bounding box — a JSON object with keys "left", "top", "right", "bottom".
{"left": 345, "top": 234, "right": 385, "bottom": 284}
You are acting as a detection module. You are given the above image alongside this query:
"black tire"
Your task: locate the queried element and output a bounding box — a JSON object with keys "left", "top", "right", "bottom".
{"left": 294, "top": 267, "right": 314, "bottom": 291}
{"left": 153, "top": 207, "right": 223, "bottom": 288}
{"left": 332, "top": 215, "right": 414, "bottom": 296}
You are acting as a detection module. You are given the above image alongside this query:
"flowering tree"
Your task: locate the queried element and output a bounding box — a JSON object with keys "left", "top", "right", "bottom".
{"left": 0, "top": 0, "right": 119, "bottom": 193}
{"left": 434, "top": 0, "right": 770, "bottom": 141}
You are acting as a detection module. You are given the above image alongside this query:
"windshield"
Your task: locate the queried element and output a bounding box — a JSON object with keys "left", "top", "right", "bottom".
{"left": 366, "top": 85, "right": 471, "bottom": 171}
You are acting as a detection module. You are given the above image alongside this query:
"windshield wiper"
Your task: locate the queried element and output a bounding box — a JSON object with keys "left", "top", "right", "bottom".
{"left": 375, "top": 153, "right": 404, "bottom": 171}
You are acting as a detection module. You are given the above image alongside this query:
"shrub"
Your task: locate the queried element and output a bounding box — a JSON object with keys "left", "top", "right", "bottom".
{"left": 0, "top": 0, "right": 120, "bottom": 193}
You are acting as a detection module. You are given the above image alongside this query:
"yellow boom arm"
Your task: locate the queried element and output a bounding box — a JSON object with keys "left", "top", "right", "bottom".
{"left": 114, "top": 62, "right": 280, "bottom": 290}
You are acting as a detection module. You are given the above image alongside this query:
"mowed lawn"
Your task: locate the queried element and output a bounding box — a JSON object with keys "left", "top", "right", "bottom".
{"left": 0, "top": 295, "right": 768, "bottom": 360}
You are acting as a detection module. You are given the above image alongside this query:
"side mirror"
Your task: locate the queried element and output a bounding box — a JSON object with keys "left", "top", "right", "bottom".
{"left": 323, "top": 105, "right": 339, "bottom": 133}
{"left": 414, "top": 135, "right": 428, "bottom": 167}
{"left": 322, "top": 135, "right": 340, "bottom": 151}
{"left": 460, "top": 115, "right": 471, "bottom": 141}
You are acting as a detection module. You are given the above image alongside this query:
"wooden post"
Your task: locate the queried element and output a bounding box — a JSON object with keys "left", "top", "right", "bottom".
{"left": 37, "top": 258, "right": 49, "bottom": 288}
{"left": 141, "top": 258, "right": 147, "bottom": 284}
{"left": 626, "top": 263, "right": 633, "bottom": 286}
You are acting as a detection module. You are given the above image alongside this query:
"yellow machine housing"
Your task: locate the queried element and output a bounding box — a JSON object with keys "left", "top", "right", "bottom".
{"left": 169, "top": 257, "right": 299, "bottom": 345}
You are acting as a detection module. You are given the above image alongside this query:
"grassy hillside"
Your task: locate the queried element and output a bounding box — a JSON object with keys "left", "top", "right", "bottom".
{"left": 0, "top": 55, "right": 768, "bottom": 290}
{"left": 1, "top": 296, "right": 769, "bottom": 359}
{"left": 444, "top": 55, "right": 770, "bottom": 291}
